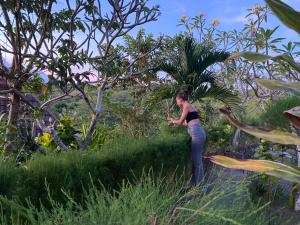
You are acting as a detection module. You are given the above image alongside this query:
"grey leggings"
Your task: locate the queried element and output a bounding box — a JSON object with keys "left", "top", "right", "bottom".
{"left": 187, "top": 124, "right": 206, "bottom": 185}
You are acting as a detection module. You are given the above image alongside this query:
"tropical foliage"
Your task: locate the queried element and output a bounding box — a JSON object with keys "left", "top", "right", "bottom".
{"left": 210, "top": 0, "right": 300, "bottom": 208}
{"left": 146, "top": 36, "right": 241, "bottom": 110}
{"left": 1, "top": 0, "right": 300, "bottom": 223}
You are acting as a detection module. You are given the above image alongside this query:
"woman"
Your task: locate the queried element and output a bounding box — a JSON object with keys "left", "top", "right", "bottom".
{"left": 168, "top": 90, "right": 206, "bottom": 186}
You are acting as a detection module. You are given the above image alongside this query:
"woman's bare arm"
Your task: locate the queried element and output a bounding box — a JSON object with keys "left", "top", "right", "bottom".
{"left": 170, "top": 105, "right": 189, "bottom": 126}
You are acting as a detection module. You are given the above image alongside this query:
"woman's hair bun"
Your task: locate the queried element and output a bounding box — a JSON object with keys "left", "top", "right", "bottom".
{"left": 176, "top": 90, "right": 189, "bottom": 101}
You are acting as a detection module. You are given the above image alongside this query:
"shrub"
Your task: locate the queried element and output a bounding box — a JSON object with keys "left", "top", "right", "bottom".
{"left": 260, "top": 96, "right": 300, "bottom": 131}
{"left": 86, "top": 124, "right": 117, "bottom": 150}
{"left": 36, "top": 114, "right": 81, "bottom": 151}
{"left": 0, "top": 133, "right": 190, "bottom": 208}
{"left": 204, "top": 119, "right": 233, "bottom": 152}
{"left": 158, "top": 122, "right": 187, "bottom": 136}
{"left": 0, "top": 162, "right": 19, "bottom": 197}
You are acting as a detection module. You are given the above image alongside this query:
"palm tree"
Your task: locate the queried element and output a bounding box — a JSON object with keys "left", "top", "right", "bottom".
{"left": 147, "top": 36, "right": 241, "bottom": 111}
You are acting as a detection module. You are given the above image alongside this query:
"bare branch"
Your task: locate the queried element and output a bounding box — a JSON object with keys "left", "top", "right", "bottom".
{"left": 40, "top": 94, "right": 69, "bottom": 109}
{"left": 12, "top": 89, "right": 59, "bottom": 123}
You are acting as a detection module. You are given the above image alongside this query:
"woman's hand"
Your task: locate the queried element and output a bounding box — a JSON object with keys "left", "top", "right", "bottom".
{"left": 167, "top": 118, "right": 175, "bottom": 126}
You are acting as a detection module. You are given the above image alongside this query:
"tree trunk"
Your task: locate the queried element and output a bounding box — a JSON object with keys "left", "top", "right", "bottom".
{"left": 292, "top": 123, "right": 300, "bottom": 211}
{"left": 5, "top": 89, "right": 21, "bottom": 153}
{"left": 231, "top": 128, "right": 240, "bottom": 147}
{"left": 295, "top": 145, "right": 300, "bottom": 212}
{"left": 80, "top": 87, "right": 104, "bottom": 150}
{"left": 297, "top": 147, "right": 300, "bottom": 168}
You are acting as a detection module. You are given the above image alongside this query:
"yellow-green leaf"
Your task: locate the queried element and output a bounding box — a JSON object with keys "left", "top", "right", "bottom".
{"left": 226, "top": 51, "right": 300, "bottom": 73}
{"left": 284, "top": 106, "right": 300, "bottom": 129}
{"left": 210, "top": 155, "right": 300, "bottom": 183}
{"left": 226, "top": 52, "right": 274, "bottom": 62}
{"left": 255, "top": 78, "right": 300, "bottom": 98}
{"left": 265, "top": 0, "right": 300, "bottom": 35}
{"left": 220, "top": 108, "right": 300, "bottom": 145}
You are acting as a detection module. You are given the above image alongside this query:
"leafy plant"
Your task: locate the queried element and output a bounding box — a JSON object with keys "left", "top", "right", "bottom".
{"left": 86, "top": 124, "right": 116, "bottom": 150}
{"left": 0, "top": 133, "right": 190, "bottom": 208}
{"left": 36, "top": 115, "right": 81, "bottom": 151}
{"left": 210, "top": 0, "right": 300, "bottom": 211}
{"left": 147, "top": 36, "right": 241, "bottom": 111}
{"left": 35, "top": 132, "right": 54, "bottom": 149}
{"left": 260, "top": 96, "right": 300, "bottom": 130}
{"left": 205, "top": 120, "right": 233, "bottom": 152}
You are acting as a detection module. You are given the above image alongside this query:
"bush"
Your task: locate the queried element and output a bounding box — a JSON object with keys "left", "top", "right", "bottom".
{"left": 0, "top": 173, "right": 279, "bottom": 225}
{"left": 204, "top": 119, "right": 233, "bottom": 152}
{"left": 36, "top": 114, "right": 81, "bottom": 151}
{"left": 0, "top": 133, "right": 190, "bottom": 208}
{"left": 0, "top": 162, "right": 19, "bottom": 197}
{"left": 260, "top": 96, "right": 300, "bottom": 131}
{"left": 87, "top": 124, "right": 117, "bottom": 149}
{"left": 158, "top": 122, "right": 188, "bottom": 136}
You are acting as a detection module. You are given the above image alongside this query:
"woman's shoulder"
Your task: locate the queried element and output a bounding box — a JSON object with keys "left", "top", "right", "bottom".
{"left": 186, "top": 103, "right": 197, "bottom": 112}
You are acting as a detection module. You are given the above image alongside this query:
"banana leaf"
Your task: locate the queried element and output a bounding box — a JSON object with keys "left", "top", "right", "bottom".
{"left": 220, "top": 108, "right": 300, "bottom": 145}
{"left": 265, "top": 0, "right": 300, "bottom": 35}
{"left": 284, "top": 106, "right": 300, "bottom": 129}
{"left": 210, "top": 155, "right": 300, "bottom": 183}
{"left": 255, "top": 78, "right": 300, "bottom": 98}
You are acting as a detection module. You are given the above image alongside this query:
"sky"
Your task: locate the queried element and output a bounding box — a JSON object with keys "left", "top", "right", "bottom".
{"left": 37, "top": 0, "right": 300, "bottom": 82}
{"left": 138, "top": 0, "right": 300, "bottom": 40}
{"left": 2, "top": 0, "right": 300, "bottom": 82}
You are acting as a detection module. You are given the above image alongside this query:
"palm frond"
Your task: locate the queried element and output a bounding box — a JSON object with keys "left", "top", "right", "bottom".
{"left": 193, "top": 84, "right": 242, "bottom": 111}
{"left": 160, "top": 63, "right": 178, "bottom": 76}
{"left": 159, "top": 63, "right": 184, "bottom": 83}
{"left": 194, "top": 50, "right": 230, "bottom": 75}
{"left": 192, "top": 71, "right": 215, "bottom": 88}
{"left": 157, "top": 36, "right": 240, "bottom": 112}
{"left": 143, "top": 84, "right": 174, "bottom": 109}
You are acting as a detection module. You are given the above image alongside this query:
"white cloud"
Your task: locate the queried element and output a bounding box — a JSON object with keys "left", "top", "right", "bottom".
{"left": 221, "top": 15, "right": 247, "bottom": 24}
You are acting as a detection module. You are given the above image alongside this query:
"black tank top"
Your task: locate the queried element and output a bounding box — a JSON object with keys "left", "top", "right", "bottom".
{"left": 186, "top": 111, "right": 199, "bottom": 123}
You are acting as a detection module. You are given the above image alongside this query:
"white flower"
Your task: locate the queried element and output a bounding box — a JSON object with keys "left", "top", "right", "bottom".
{"left": 212, "top": 19, "right": 220, "bottom": 27}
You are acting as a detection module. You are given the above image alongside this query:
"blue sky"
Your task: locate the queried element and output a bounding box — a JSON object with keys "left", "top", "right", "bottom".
{"left": 139, "top": 0, "right": 300, "bottom": 40}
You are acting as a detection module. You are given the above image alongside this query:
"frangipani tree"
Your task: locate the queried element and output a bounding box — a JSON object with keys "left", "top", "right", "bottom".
{"left": 0, "top": 0, "right": 161, "bottom": 152}
{"left": 210, "top": 0, "right": 300, "bottom": 211}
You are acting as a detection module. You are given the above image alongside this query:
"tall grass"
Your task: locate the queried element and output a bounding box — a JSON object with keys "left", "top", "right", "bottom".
{"left": 0, "top": 172, "right": 281, "bottom": 225}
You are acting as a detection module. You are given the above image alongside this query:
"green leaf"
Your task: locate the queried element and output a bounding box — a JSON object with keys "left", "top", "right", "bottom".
{"left": 111, "top": 22, "right": 120, "bottom": 30}
{"left": 210, "top": 155, "right": 300, "bottom": 183}
{"left": 220, "top": 108, "right": 300, "bottom": 145}
{"left": 194, "top": 84, "right": 242, "bottom": 112}
{"left": 265, "top": 0, "right": 300, "bottom": 35}
{"left": 76, "top": 20, "right": 86, "bottom": 32}
{"left": 255, "top": 78, "right": 300, "bottom": 97}
{"left": 226, "top": 52, "right": 273, "bottom": 62}
{"left": 227, "top": 51, "right": 300, "bottom": 73}
{"left": 280, "top": 54, "right": 300, "bottom": 73}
